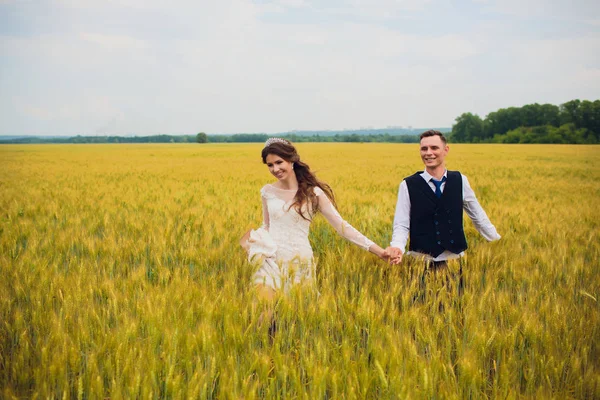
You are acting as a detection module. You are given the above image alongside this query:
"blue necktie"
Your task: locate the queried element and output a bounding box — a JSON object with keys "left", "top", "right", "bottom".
{"left": 431, "top": 176, "right": 446, "bottom": 198}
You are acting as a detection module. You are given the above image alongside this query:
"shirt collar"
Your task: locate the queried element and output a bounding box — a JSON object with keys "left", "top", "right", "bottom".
{"left": 422, "top": 169, "right": 447, "bottom": 182}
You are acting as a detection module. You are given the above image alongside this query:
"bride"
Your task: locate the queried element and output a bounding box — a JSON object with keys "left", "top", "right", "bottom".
{"left": 242, "top": 138, "right": 389, "bottom": 304}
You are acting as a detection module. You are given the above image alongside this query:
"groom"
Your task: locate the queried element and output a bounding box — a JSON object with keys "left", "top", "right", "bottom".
{"left": 386, "top": 130, "right": 500, "bottom": 269}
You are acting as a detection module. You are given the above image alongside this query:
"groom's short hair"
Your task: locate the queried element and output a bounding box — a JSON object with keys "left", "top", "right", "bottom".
{"left": 420, "top": 130, "right": 447, "bottom": 145}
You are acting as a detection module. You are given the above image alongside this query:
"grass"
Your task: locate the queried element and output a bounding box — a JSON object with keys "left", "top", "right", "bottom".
{"left": 1, "top": 143, "right": 599, "bottom": 398}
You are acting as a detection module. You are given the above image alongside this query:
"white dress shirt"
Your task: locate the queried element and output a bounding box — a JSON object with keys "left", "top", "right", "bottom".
{"left": 391, "top": 169, "right": 501, "bottom": 261}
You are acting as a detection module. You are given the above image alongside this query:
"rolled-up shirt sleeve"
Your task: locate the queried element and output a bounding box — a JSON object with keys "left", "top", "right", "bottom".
{"left": 462, "top": 175, "right": 501, "bottom": 241}
{"left": 390, "top": 181, "right": 410, "bottom": 251}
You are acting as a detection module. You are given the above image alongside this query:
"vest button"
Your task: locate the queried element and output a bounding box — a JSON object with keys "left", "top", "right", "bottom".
{"left": 448, "top": 220, "right": 451, "bottom": 223}
{"left": 436, "top": 231, "right": 440, "bottom": 235}
{"left": 435, "top": 221, "right": 439, "bottom": 225}
{"left": 449, "top": 230, "right": 453, "bottom": 233}
{"left": 437, "top": 241, "right": 441, "bottom": 245}
{"left": 450, "top": 240, "right": 454, "bottom": 244}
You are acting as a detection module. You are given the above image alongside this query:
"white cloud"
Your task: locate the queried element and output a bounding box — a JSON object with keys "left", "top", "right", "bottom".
{"left": 79, "top": 33, "right": 149, "bottom": 50}
{"left": 371, "top": 31, "right": 478, "bottom": 61}
{"left": 482, "top": 0, "right": 600, "bottom": 19}
{"left": 276, "top": 0, "right": 309, "bottom": 8}
{"left": 1, "top": 0, "right": 599, "bottom": 134}
{"left": 320, "top": 0, "right": 432, "bottom": 16}
{"left": 510, "top": 35, "right": 600, "bottom": 93}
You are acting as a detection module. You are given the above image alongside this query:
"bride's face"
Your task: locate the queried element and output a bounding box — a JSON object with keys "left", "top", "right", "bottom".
{"left": 265, "top": 153, "right": 294, "bottom": 182}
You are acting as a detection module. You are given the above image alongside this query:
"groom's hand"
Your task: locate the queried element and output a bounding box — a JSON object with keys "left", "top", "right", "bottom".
{"left": 378, "top": 249, "right": 391, "bottom": 262}
{"left": 385, "top": 247, "right": 403, "bottom": 265}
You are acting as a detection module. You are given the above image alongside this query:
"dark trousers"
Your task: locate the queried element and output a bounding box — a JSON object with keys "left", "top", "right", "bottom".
{"left": 414, "top": 258, "right": 464, "bottom": 306}
{"left": 424, "top": 259, "right": 464, "bottom": 295}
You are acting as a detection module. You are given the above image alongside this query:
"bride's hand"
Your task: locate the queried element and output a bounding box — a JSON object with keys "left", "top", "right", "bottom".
{"left": 385, "top": 246, "right": 403, "bottom": 265}
{"left": 371, "top": 245, "right": 390, "bottom": 262}
{"left": 240, "top": 229, "right": 252, "bottom": 253}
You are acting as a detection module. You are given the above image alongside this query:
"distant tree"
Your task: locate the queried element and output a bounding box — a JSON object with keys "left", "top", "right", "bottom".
{"left": 591, "top": 100, "right": 600, "bottom": 141}
{"left": 451, "top": 113, "right": 484, "bottom": 142}
{"left": 208, "top": 135, "right": 227, "bottom": 143}
{"left": 578, "top": 100, "right": 600, "bottom": 139}
{"left": 484, "top": 107, "right": 522, "bottom": 138}
{"left": 450, "top": 98, "right": 598, "bottom": 143}
{"left": 520, "top": 103, "right": 544, "bottom": 127}
{"left": 196, "top": 132, "right": 208, "bottom": 143}
{"left": 231, "top": 134, "right": 268, "bottom": 143}
{"left": 559, "top": 99, "right": 581, "bottom": 126}
{"left": 539, "top": 103, "right": 561, "bottom": 127}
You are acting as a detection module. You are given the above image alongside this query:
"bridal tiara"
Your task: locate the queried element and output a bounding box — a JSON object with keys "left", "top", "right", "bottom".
{"left": 264, "top": 137, "right": 290, "bottom": 148}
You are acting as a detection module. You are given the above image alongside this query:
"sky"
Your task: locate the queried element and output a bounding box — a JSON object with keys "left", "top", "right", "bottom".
{"left": 0, "top": 0, "right": 599, "bottom": 136}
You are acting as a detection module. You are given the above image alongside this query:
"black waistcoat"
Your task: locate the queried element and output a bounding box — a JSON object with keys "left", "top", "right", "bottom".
{"left": 405, "top": 171, "right": 468, "bottom": 257}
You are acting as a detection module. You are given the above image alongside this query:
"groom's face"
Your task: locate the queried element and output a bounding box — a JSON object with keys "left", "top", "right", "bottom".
{"left": 420, "top": 135, "right": 449, "bottom": 169}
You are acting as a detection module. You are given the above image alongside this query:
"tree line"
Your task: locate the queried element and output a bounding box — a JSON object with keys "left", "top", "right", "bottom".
{"left": 0, "top": 133, "right": 421, "bottom": 144}
{"left": 2, "top": 99, "right": 597, "bottom": 145}
{"left": 0, "top": 134, "right": 196, "bottom": 144}
{"left": 202, "top": 133, "right": 420, "bottom": 143}
{"left": 450, "top": 99, "right": 599, "bottom": 144}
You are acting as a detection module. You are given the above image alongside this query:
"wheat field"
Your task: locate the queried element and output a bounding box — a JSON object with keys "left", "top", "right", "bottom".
{"left": 1, "top": 143, "right": 599, "bottom": 399}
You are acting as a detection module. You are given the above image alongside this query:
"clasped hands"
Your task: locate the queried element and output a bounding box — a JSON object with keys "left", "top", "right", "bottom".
{"left": 378, "top": 246, "right": 403, "bottom": 265}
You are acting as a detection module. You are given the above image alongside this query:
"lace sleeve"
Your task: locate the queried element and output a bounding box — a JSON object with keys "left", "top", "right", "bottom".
{"left": 315, "top": 187, "right": 374, "bottom": 251}
{"left": 260, "top": 187, "right": 270, "bottom": 230}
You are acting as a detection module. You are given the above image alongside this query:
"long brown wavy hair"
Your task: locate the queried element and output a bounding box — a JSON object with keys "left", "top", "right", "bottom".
{"left": 262, "top": 140, "right": 336, "bottom": 221}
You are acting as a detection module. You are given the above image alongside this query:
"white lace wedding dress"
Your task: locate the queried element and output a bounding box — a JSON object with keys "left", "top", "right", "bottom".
{"left": 247, "top": 184, "right": 375, "bottom": 291}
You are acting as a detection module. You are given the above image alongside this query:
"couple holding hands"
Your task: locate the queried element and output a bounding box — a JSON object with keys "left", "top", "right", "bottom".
{"left": 242, "top": 130, "right": 500, "bottom": 303}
